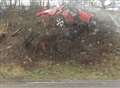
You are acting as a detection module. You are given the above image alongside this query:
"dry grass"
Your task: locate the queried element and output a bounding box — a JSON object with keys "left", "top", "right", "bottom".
{"left": 0, "top": 53, "right": 120, "bottom": 80}
{"left": 0, "top": 23, "right": 8, "bottom": 33}
{"left": 0, "top": 64, "right": 26, "bottom": 79}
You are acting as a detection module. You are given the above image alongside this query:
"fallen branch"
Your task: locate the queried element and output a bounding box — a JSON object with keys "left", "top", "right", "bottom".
{"left": 11, "top": 27, "right": 23, "bottom": 37}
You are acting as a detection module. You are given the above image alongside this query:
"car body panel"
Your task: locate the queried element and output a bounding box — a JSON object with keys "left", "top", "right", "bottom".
{"left": 79, "top": 11, "right": 93, "bottom": 23}
{"left": 36, "top": 5, "right": 94, "bottom": 24}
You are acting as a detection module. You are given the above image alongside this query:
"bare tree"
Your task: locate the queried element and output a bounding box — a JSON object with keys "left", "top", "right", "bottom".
{"left": 39, "top": 0, "right": 42, "bottom": 7}
{"left": 13, "top": 0, "right": 17, "bottom": 8}
{"left": 47, "top": 0, "right": 50, "bottom": 8}
{"left": 9, "top": 0, "right": 12, "bottom": 8}
{"left": 30, "top": 0, "right": 40, "bottom": 8}
{"left": 0, "top": 0, "right": 8, "bottom": 8}
{"left": 18, "top": 0, "right": 21, "bottom": 7}
{"left": 99, "top": 0, "right": 106, "bottom": 9}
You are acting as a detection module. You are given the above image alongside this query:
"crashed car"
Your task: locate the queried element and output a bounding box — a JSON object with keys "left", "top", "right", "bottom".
{"left": 30, "top": 4, "right": 97, "bottom": 53}
{"left": 37, "top": 5, "right": 96, "bottom": 26}
{"left": 36, "top": 5, "right": 96, "bottom": 40}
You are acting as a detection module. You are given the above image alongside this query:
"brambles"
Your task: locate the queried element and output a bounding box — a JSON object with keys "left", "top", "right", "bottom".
{"left": 0, "top": 8, "right": 119, "bottom": 72}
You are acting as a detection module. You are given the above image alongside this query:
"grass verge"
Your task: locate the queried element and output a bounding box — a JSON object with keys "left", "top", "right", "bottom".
{"left": 0, "top": 54, "right": 120, "bottom": 80}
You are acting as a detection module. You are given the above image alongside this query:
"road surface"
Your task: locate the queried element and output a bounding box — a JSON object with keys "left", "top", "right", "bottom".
{"left": 0, "top": 81, "right": 120, "bottom": 88}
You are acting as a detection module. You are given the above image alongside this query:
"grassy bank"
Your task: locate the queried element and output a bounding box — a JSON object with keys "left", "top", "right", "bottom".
{"left": 0, "top": 54, "right": 120, "bottom": 80}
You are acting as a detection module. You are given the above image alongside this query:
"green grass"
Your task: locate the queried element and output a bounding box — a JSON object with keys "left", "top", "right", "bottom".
{"left": 0, "top": 54, "right": 120, "bottom": 80}
{"left": 25, "top": 62, "right": 120, "bottom": 80}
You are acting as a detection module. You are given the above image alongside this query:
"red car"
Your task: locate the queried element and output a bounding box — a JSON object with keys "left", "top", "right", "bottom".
{"left": 36, "top": 5, "right": 96, "bottom": 40}
{"left": 36, "top": 5, "right": 95, "bottom": 26}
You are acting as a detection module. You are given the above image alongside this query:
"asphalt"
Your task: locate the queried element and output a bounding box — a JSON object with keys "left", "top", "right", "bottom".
{"left": 0, "top": 81, "right": 120, "bottom": 88}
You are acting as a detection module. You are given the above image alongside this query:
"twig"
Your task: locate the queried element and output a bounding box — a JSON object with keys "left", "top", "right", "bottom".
{"left": 11, "top": 27, "right": 23, "bottom": 37}
{"left": 0, "top": 45, "right": 12, "bottom": 52}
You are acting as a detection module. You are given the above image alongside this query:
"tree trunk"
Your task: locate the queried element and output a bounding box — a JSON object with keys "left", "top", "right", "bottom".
{"left": 13, "top": 0, "right": 17, "bottom": 8}
{"left": 19, "top": 0, "right": 21, "bottom": 7}
{"left": 9, "top": 0, "right": 12, "bottom": 8}
{"left": 100, "top": 0, "right": 106, "bottom": 9}
{"left": 47, "top": 0, "right": 50, "bottom": 8}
